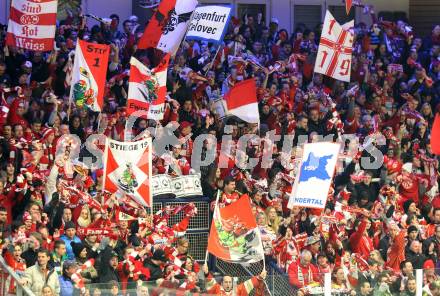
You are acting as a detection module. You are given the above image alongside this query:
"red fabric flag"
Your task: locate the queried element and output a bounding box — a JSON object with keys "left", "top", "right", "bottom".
{"left": 346, "top": 0, "right": 353, "bottom": 15}
{"left": 208, "top": 195, "right": 264, "bottom": 264}
{"left": 103, "top": 137, "right": 153, "bottom": 207}
{"left": 126, "top": 56, "right": 170, "bottom": 120}
{"left": 431, "top": 113, "right": 440, "bottom": 155}
{"left": 137, "top": 0, "right": 198, "bottom": 53}
{"left": 224, "top": 79, "right": 259, "bottom": 124}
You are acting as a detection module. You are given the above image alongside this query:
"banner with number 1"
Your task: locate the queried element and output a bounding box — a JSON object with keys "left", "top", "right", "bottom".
{"left": 69, "top": 40, "right": 110, "bottom": 112}
{"left": 314, "top": 11, "right": 354, "bottom": 82}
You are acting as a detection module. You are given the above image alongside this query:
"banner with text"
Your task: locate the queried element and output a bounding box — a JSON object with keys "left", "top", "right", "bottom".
{"left": 151, "top": 174, "right": 202, "bottom": 197}
{"left": 186, "top": 5, "right": 232, "bottom": 43}
{"left": 69, "top": 40, "right": 110, "bottom": 112}
{"left": 103, "top": 138, "right": 152, "bottom": 207}
{"left": 127, "top": 56, "right": 170, "bottom": 120}
{"left": 6, "top": 0, "right": 58, "bottom": 51}
{"left": 288, "top": 142, "right": 341, "bottom": 209}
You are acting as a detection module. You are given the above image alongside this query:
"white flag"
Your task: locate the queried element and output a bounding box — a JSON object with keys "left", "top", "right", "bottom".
{"left": 314, "top": 10, "right": 354, "bottom": 82}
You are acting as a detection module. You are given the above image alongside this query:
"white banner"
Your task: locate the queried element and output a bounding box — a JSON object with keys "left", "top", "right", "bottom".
{"left": 314, "top": 10, "right": 354, "bottom": 82}
{"left": 151, "top": 174, "right": 202, "bottom": 197}
{"left": 186, "top": 5, "right": 232, "bottom": 43}
{"left": 288, "top": 142, "right": 341, "bottom": 209}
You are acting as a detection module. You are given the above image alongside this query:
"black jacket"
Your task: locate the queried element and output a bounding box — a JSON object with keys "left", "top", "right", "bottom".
{"left": 405, "top": 250, "right": 426, "bottom": 269}
{"left": 143, "top": 259, "right": 164, "bottom": 281}
{"left": 97, "top": 246, "right": 120, "bottom": 283}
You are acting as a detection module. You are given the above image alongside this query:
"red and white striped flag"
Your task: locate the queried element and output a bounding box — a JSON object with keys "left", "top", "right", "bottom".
{"left": 6, "top": 0, "right": 57, "bottom": 51}
{"left": 224, "top": 79, "right": 259, "bottom": 124}
{"left": 314, "top": 10, "right": 354, "bottom": 82}
{"left": 137, "top": 0, "right": 198, "bottom": 53}
{"left": 127, "top": 56, "right": 170, "bottom": 120}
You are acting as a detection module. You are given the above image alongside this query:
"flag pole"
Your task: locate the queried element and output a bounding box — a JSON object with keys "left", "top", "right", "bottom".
{"left": 204, "top": 44, "right": 222, "bottom": 73}
{"left": 241, "top": 263, "right": 272, "bottom": 296}
{"left": 205, "top": 189, "right": 221, "bottom": 265}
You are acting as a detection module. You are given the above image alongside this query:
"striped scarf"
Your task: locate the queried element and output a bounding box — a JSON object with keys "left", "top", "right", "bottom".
{"left": 297, "top": 263, "right": 313, "bottom": 286}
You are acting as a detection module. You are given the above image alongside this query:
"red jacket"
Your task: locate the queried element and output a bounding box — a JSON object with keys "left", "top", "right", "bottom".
{"left": 348, "top": 220, "right": 373, "bottom": 259}
{"left": 385, "top": 230, "right": 406, "bottom": 272}
{"left": 288, "top": 260, "right": 319, "bottom": 288}
{"left": 206, "top": 275, "right": 264, "bottom": 296}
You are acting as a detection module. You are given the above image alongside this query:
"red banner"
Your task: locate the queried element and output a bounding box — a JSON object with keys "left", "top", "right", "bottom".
{"left": 69, "top": 40, "right": 110, "bottom": 112}
{"left": 6, "top": 0, "right": 58, "bottom": 51}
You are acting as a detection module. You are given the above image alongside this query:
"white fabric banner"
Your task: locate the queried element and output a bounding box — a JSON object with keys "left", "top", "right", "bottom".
{"left": 314, "top": 10, "right": 354, "bottom": 82}
{"left": 288, "top": 142, "right": 341, "bottom": 209}
{"left": 151, "top": 174, "right": 202, "bottom": 197}
{"left": 186, "top": 5, "right": 232, "bottom": 43}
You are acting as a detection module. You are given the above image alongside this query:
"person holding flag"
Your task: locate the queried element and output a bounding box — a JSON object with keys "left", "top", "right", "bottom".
{"left": 202, "top": 263, "right": 267, "bottom": 296}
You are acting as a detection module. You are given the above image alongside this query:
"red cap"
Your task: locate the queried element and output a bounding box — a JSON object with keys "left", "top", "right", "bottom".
{"left": 95, "top": 169, "right": 104, "bottom": 178}
{"left": 179, "top": 121, "right": 193, "bottom": 130}
{"left": 424, "top": 259, "right": 435, "bottom": 269}
{"left": 41, "top": 128, "right": 55, "bottom": 142}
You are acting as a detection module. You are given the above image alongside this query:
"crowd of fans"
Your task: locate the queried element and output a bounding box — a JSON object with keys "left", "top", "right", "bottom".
{"left": 0, "top": 3, "right": 439, "bottom": 296}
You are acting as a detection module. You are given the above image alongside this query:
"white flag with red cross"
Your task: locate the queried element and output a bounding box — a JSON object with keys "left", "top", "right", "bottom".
{"left": 103, "top": 137, "right": 153, "bottom": 207}
{"left": 314, "top": 11, "right": 354, "bottom": 82}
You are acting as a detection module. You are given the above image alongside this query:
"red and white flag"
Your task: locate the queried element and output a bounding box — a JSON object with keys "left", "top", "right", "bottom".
{"left": 103, "top": 138, "right": 153, "bottom": 207}
{"left": 314, "top": 10, "right": 354, "bottom": 82}
{"left": 224, "top": 79, "right": 259, "bottom": 124}
{"left": 127, "top": 56, "right": 170, "bottom": 120}
{"left": 6, "top": 0, "right": 57, "bottom": 51}
{"left": 345, "top": 0, "right": 353, "bottom": 15}
{"left": 69, "top": 40, "right": 110, "bottom": 112}
{"left": 137, "top": 0, "right": 198, "bottom": 53}
{"left": 207, "top": 195, "right": 264, "bottom": 264}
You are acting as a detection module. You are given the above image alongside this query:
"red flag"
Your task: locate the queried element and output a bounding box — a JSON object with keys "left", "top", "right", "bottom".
{"left": 224, "top": 79, "right": 259, "bottom": 124}
{"left": 127, "top": 56, "right": 169, "bottom": 120}
{"left": 69, "top": 40, "right": 110, "bottom": 112}
{"left": 207, "top": 195, "right": 264, "bottom": 264}
{"left": 346, "top": 0, "right": 353, "bottom": 15}
{"left": 431, "top": 113, "right": 440, "bottom": 155}
{"left": 137, "top": 0, "right": 198, "bottom": 53}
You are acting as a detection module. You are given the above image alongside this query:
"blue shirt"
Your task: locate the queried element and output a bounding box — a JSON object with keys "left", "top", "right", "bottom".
{"left": 59, "top": 275, "right": 74, "bottom": 296}
{"left": 60, "top": 235, "right": 81, "bottom": 260}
